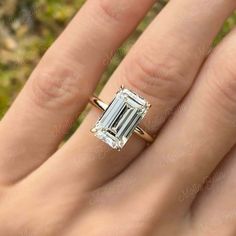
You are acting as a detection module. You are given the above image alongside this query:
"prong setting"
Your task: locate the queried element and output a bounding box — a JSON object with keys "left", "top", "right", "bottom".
{"left": 91, "top": 87, "right": 150, "bottom": 150}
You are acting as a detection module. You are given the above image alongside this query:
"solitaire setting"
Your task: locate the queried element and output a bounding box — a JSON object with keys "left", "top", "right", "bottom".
{"left": 90, "top": 87, "right": 151, "bottom": 150}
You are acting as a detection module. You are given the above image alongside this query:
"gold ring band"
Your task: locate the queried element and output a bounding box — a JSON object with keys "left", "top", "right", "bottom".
{"left": 90, "top": 96, "right": 154, "bottom": 143}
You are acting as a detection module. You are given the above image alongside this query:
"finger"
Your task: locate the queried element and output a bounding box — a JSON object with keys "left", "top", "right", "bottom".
{"left": 43, "top": 0, "right": 236, "bottom": 190}
{"left": 0, "top": 0, "right": 155, "bottom": 185}
{"left": 192, "top": 151, "right": 236, "bottom": 235}
{"left": 119, "top": 26, "right": 236, "bottom": 215}
{"left": 189, "top": 32, "right": 236, "bottom": 234}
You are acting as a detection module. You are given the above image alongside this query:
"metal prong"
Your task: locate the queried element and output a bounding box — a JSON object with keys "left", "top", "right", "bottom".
{"left": 91, "top": 128, "right": 96, "bottom": 133}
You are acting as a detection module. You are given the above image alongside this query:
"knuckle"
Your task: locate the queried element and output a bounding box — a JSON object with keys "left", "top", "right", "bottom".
{"left": 97, "top": 0, "right": 120, "bottom": 21}
{"left": 123, "top": 52, "right": 189, "bottom": 102}
{"left": 29, "top": 62, "right": 84, "bottom": 109}
{"left": 96, "top": 0, "right": 136, "bottom": 23}
{"left": 211, "top": 59, "right": 236, "bottom": 109}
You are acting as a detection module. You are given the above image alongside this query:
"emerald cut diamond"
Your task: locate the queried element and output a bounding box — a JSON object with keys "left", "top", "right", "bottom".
{"left": 91, "top": 87, "right": 150, "bottom": 150}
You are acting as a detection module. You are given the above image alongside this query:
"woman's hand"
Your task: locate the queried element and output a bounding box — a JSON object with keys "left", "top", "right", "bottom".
{"left": 1, "top": 0, "right": 236, "bottom": 235}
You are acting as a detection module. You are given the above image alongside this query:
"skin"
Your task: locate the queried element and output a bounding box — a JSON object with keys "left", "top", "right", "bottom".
{"left": 1, "top": 0, "right": 236, "bottom": 235}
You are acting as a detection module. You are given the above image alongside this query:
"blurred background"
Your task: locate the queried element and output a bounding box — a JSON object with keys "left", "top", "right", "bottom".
{"left": 0, "top": 0, "right": 236, "bottom": 133}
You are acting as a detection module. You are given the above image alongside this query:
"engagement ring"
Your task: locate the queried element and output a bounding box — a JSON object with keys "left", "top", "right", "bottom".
{"left": 90, "top": 86, "right": 153, "bottom": 150}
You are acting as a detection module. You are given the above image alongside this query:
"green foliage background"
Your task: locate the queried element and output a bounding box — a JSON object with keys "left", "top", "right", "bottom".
{"left": 0, "top": 0, "right": 236, "bottom": 125}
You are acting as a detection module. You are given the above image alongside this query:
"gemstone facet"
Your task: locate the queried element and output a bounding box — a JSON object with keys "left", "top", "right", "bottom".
{"left": 92, "top": 87, "right": 150, "bottom": 150}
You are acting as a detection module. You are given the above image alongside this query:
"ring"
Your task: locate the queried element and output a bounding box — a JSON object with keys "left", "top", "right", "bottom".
{"left": 89, "top": 86, "right": 154, "bottom": 151}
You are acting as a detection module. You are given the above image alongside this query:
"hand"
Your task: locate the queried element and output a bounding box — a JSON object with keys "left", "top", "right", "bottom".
{"left": 1, "top": 0, "right": 236, "bottom": 235}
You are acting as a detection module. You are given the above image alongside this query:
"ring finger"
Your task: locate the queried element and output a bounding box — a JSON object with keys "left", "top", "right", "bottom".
{"left": 0, "top": 0, "right": 156, "bottom": 185}
{"left": 40, "top": 0, "right": 236, "bottom": 190}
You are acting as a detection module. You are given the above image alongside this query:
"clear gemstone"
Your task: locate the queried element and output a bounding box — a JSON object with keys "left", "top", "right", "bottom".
{"left": 92, "top": 87, "right": 150, "bottom": 150}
